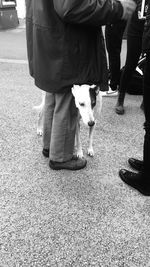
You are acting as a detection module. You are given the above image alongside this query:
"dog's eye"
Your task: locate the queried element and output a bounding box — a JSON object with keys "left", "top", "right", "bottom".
{"left": 79, "top": 102, "right": 85, "bottom": 107}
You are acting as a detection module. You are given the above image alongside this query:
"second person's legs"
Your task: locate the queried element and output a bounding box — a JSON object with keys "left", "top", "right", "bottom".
{"left": 105, "top": 21, "right": 126, "bottom": 92}
{"left": 115, "top": 28, "right": 143, "bottom": 114}
{"left": 119, "top": 52, "right": 150, "bottom": 195}
{"left": 143, "top": 52, "right": 150, "bottom": 177}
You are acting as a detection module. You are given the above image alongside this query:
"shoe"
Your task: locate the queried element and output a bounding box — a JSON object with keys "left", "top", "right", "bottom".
{"left": 42, "top": 148, "right": 49, "bottom": 158}
{"left": 49, "top": 156, "right": 87, "bottom": 170}
{"left": 102, "top": 87, "right": 118, "bottom": 97}
{"left": 119, "top": 169, "right": 150, "bottom": 196}
{"left": 115, "top": 104, "right": 124, "bottom": 115}
{"left": 128, "top": 158, "right": 143, "bottom": 172}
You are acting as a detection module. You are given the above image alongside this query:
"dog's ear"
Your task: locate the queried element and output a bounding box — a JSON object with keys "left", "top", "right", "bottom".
{"left": 90, "top": 85, "right": 100, "bottom": 96}
{"left": 95, "top": 86, "right": 100, "bottom": 96}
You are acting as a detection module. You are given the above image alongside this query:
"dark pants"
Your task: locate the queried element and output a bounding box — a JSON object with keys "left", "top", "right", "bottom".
{"left": 119, "top": 34, "right": 143, "bottom": 94}
{"left": 119, "top": 12, "right": 145, "bottom": 97}
{"left": 105, "top": 21, "right": 127, "bottom": 90}
{"left": 143, "top": 52, "right": 150, "bottom": 177}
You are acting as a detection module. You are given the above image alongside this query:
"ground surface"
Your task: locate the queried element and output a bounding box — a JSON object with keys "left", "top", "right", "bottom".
{"left": 0, "top": 25, "right": 150, "bottom": 267}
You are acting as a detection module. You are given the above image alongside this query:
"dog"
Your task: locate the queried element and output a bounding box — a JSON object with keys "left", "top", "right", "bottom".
{"left": 33, "top": 84, "right": 102, "bottom": 157}
{"left": 71, "top": 84, "right": 102, "bottom": 158}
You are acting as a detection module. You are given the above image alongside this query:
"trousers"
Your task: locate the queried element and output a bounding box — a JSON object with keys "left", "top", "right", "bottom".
{"left": 43, "top": 90, "right": 78, "bottom": 162}
{"left": 119, "top": 12, "right": 145, "bottom": 94}
{"left": 105, "top": 20, "right": 127, "bottom": 90}
{"left": 143, "top": 52, "right": 150, "bottom": 176}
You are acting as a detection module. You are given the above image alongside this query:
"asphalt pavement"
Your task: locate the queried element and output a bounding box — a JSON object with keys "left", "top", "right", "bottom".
{"left": 0, "top": 20, "right": 27, "bottom": 62}
{"left": 0, "top": 24, "right": 150, "bottom": 267}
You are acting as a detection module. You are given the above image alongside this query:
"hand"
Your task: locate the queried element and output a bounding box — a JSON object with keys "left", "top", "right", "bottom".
{"left": 120, "top": 0, "right": 137, "bottom": 20}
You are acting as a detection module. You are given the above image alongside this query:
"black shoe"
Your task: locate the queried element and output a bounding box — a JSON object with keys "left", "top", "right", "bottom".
{"left": 42, "top": 148, "right": 49, "bottom": 158}
{"left": 128, "top": 158, "right": 143, "bottom": 172}
{"left": 49, "top": 156, "right": 87, "bottom": 170}
{"left": 119, "top": 169, "right": 150, "bottom": 196}
{"left": 115, "top": 104, "right": 124, "bottom": 115}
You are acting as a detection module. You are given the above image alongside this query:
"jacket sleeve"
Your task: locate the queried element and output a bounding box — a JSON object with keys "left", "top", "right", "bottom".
{"left": 53, "top": 0, "right": 124, "bottom": 26}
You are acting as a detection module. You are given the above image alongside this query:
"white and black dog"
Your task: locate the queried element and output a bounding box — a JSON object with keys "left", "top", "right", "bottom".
{"left": 71, "top": 84, "right": 102, "bottom": 157}
{"left": 33, "top": 84, "right": 102, "bottom": 158}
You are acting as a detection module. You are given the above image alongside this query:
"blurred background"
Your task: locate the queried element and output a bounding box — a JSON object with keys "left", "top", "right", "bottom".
{"left": 0, "top": 0, "right": 25, "bottom": 30}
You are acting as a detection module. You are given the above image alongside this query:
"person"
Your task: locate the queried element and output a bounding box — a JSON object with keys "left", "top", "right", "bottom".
{"left": 103, "top": 20, "right": 127, "bottom": 96}
{"left": 119, "top": 0, "right": 150, "bottom": 196}
{"left": 115, "top": 4, "right": 145, "bottom": 115}
{"left": 25, "top": 0, "right": 136, "bottom": 171}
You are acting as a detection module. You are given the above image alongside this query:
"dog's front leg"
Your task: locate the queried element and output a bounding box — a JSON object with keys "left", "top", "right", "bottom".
{"left": 75, "top": 120, "right": 84, "bottom": 158}
{"left": 87, "top": 125, "right": 95, "bottom": 157}
{"left": 37, "top": 109, "right": 44, "bottom": 136}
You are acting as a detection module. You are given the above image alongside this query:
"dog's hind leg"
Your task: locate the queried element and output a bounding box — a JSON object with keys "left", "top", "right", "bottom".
{"left": 37, "top": 108, "right": 44, "bottom": 136}
{"left": 33, "top": 91, "right": 45, "bottom": 136}
{"left": 87, "top": 125, "right": 95, "bottom": 157}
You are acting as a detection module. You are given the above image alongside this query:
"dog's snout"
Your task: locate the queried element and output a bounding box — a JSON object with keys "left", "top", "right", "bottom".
{"left": 88, "top": 121, "right": 95, "bottom": 127}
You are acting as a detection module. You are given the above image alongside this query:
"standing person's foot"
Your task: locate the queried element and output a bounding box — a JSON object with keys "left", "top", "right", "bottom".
{"left": 49, "top": 156, "right": 87, "bottom": 170}
{"left": 128, "top": 158, "right": 143, "bottom": 172}
{"left": 42, "top": 148, "right": 49, "bottom": 158}
{"left": 102, "top": 87, "right": 118, "bottom": 97}
{"left": 115, "top": 103, "right": 124, "bottom": 115}
{"left": 119, "top": 169, "right": 150, "bottom": 196}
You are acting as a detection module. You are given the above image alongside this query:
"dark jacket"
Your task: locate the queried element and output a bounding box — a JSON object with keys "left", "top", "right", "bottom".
{"left": 26, "top": 0, "right": 123, "bottom": 93}
{"left": 143, "top": 0, "right": 150, "bottom": 52}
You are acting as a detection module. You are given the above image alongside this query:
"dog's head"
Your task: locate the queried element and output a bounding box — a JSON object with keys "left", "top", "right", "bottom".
{"left": 71, "top": 84, "right": 100, "bottom": 126}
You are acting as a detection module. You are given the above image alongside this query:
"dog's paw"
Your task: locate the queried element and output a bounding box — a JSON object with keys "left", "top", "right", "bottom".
{"left": 87, "top": 148, "right": 94, "bottom": 157}
{"left": 37, "top": 128, "right": 43, "bottom": 136}
{"left": 76, "top": 150, "right": 84, "bottom": 158}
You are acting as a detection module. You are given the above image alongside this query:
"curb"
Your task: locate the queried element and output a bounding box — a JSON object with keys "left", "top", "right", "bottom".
{"left": 0, "top": 58, "right": 28, "bottom": 64}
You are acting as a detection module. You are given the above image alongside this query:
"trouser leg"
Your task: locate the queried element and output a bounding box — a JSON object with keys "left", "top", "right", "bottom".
{"left": 118, "top": 33, "right": 143, "bottom": 105}
{"left": 105, "top": 21, "right": 126, "bottom": 90}
{"left": 50, "top": 91, "right": 78, "bottom": 162}
{"left": 43, "top": 92, "right": 55, "bottom": 150}
{"left": 143, "top": 52, "right": 150, "bottom": 177}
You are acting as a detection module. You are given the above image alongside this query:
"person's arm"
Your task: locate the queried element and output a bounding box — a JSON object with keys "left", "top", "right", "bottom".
{"left": 53, "top": 0, "right": 136, "bottom": 26}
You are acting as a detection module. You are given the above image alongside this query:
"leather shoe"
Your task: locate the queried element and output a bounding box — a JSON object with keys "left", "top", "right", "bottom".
{"left": 115, "top": 104, "right": 124, "bottom": 115}
{"left": 119, "top": 169, "right": 150, "bottom": 196}
{"left": 49, "top": 156, "right": 87, "bottom": 170}
{"left": 128, "top": 158, "right": 143, "bottom": 172}
{"left": 42, "top": 148, "right": 49, "bottom": 158}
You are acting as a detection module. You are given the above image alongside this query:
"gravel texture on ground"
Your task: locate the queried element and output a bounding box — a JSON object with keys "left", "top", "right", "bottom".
{"left": 0, "top": 62, "right": 150, "bottom": 267}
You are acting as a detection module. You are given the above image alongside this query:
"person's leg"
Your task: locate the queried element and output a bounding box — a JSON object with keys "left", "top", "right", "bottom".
{"left": 50, "top": 90, "right": 78, "bottom": 162}
{"left": 115, "top": 33, "right": 143, "bottom": 114}
{"left": 105, "top": 21, "right": 126, "bottom": 91}
{"left": 143, "top": 52, "right": 150, "bottom": 177}
{"left": 119, "top": 52, "right": 150, "bottom": 195}
{"left": 43, "top": 92, "right": 55, "bottom": 155}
